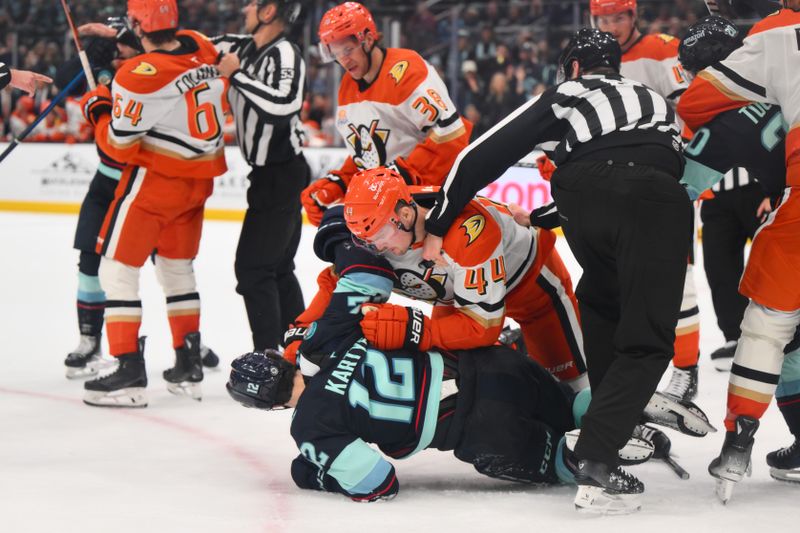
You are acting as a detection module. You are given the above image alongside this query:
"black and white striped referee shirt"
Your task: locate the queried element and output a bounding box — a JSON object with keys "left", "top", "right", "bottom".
{"left": 426, "top": 73, "right": 682, "bottom": 236}
{"left": 0, "top": 62, "right": 10, "bottom": 91}
{"left": 212, "top": 34, "right": 305, "bottom": 166}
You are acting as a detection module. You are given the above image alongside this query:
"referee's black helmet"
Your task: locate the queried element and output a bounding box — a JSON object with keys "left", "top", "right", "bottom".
{"left": 557, "top": 28, "right": 622, "bottom": 84}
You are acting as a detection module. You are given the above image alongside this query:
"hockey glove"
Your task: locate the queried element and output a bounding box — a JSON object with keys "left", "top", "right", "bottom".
{"left": 301, "top": 174, "right": 347, "bottom": 226}
{"left": 360, "top": 303, "right": 431, "bottom": 351}
{"left": 80, "top": 84, "right": 112, "bottom": 127}
{"left": 282, "top": 324, "right": 308, "bottom": 365}
{"left": 536, "top": 154, "right": 556, "bottom": 182}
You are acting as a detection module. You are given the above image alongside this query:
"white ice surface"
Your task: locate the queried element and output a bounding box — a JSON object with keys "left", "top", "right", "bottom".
{"left": 0, "top": 212, "right": 796, "bottom": 533}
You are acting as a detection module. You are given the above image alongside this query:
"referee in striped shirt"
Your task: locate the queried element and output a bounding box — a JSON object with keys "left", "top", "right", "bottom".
{"left": 423, "top": 29, "right": 691, "bottom": 512}
{"left": 215, "top": 0, "right": 310, "bottom": 352}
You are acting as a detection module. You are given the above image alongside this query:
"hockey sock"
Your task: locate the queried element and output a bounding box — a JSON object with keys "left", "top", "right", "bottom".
{"left": 572, "top": 388, "right": 592, "bottom": 428}
{"left": 105, "top": 300, "right": 142, "bottom": 355}
{"left": 166, "top": 292, "right": 200, "bottom": 349}
{"left": 776, "top": 347, "right": 800, "bottom": 438}
{"left": 673, "top": 264, "right": 700, "bottom": 368}
{"left": 77, "top": 272, "right": 105, "bottom": 336}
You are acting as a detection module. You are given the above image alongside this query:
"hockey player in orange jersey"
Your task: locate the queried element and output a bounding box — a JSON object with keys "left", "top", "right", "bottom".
{"left": 590, "top": 0, "right": 702, "bottom": 402}
{"left": 678, "top": 0, "right": 800, "bottom": 502}
{"left": 78, "top": 0, "right": 228, "bottom": 407}
{"left": 300, "top": 2, "right": 472, "bottom": 226}
{"left": 336, "top": 167, "right": 588, "bottom": 391}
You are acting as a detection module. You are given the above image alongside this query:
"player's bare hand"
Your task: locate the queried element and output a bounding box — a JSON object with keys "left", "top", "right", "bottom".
{"left": 217, "top": 53, "right": 241, "bottom": 78}
{"left": 508, "top": 203, "right": 532, "bottom": 227}
{"left": 9, "top": 69, "right": 53, "bottom": 96}
{"left": 78, "top": 23, "right": 117, "bottom": 38}
{"left": 421, "top": 234, "right": 447, "bottom": 267}
{"left": 756, "top": 197, "right": 773, "bottom": 223}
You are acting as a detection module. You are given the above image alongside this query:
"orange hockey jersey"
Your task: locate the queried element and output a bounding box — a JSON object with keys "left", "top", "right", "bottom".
{"left": 678, "top": 8, "right": 800, "bottom": 186}
{"left": 93, "top": 30, "right": 228, "bottom": 179}
{"left": 621, "top": 33, "right": 690, "bottom": 105}
{"left": 332, "top": 47, "right": 471, "bottom": 186}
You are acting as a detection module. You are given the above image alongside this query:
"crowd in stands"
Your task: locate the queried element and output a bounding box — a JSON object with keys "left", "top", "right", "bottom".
{"left": 0, "top": 0, "right": 710, "bottom": 144}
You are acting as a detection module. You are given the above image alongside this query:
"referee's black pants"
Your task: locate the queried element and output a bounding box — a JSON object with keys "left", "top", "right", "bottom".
{"left": 700, "top": 183, "right": 764, "bottom": 342}
{"left": 551, "top": 159, "right": 692, "bottom": 466}
{"left": 235, "top": 155, "right": 310, "bottom": 351}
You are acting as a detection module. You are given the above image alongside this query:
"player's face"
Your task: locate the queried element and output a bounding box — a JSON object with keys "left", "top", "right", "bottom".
{"left": 595, "top": 12, "right": 635, "bottom": 45}
{"left": 357, "top": 216, "right": 412, "bottom": 256}
{"left": 329, "top": 37, "right": 369, "bottom": 79}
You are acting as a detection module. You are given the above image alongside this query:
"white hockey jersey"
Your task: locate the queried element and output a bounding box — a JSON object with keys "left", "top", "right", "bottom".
{"left": 678, "top": 8, "right": 800, "bottom": 187}
{"left": 332, "top": 47, "right": 471, "bottom": 186}
{"left": 95, "top": 30, "right": 228, "bottom": 179}
{"left": 621, "top": 33, "right": 689, "bottom": 105}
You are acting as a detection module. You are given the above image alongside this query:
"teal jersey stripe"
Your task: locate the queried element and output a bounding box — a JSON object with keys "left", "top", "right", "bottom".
{"left": 328, "top": 439, "right": 392, "bottom": 494}
{"left": 407, "top": 350, "right": 444, "bottom": 457}
{"left": 97, "top": 162, "right": 122, "bottom": 181}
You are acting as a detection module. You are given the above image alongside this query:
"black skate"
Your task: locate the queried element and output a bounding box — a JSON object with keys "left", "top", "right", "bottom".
{"left": 574, "top": 459, "right": 644, "bottom": 515}
{"left": 661, "top": 365, "right": 698, "bottom": 402}
{"left": 766, "top": 439, "right": 800, "bottom": 484}
{"left": 164, "top": 332, "right": 203, "bottom": 401}
{"left": 643, "top": 391, "right": 717, "bottom": 437}
{"left": 83, "top": 337, "right": 148, "bottom": 408}
{"left": 200, "top": 343, "right": 220, "bottom": 368}
{"left": 710, "top": 341, "right": 737, "bottom": 372}
{"left": 708, "top": 416, "right": 759, "bottom": 504}
{"left": 65, "top": 334, "right": 117, "bottom": 379}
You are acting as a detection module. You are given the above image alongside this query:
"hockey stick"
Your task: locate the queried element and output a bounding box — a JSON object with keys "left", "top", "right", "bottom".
{"left": 59, "top": 0, "right": 97, "bottom": 90}
{"left": 662, "top": 455, "right": 691, "bottom": 480}
{"left": 0, "top": 70, "right": 86, "bottom": 165}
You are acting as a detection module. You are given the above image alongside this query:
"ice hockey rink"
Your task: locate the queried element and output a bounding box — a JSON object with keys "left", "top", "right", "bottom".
{"left": 1, "top": 211, "right": 795, "bottom": 533}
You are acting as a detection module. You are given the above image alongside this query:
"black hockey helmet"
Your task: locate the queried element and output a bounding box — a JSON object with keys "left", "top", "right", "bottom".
{"left": 679, "top": 16, "right": 742, "bottom": 74}
{"left": 226, "top": 350, "right": 296, "bottom": 410}
{"left": 557, "top": 28, "right": 621, "bottom": 84}
{"left": 256, "top": 0, "right": 301, "bottom": 25}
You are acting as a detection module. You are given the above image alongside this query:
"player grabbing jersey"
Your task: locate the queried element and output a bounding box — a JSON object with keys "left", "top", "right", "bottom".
{"left": 78, "top": 0, "right": 228, "bottom": 407}
{"left": 300, "top": 2, "right": 471, "bottom": 225}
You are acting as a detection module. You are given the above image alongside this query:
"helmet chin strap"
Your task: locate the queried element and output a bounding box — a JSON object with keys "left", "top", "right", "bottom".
{"left": 399, "top": 202, "right": 419, "bottom": 251}
{"left": 619, "top": 12, "right": 638, "bottom": 50}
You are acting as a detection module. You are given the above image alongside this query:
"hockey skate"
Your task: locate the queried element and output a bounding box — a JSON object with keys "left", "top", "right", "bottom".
{"left": 766, "top": 439, "right": 800, "bottom": 484}
{"left": 564, "top": 428, "right": 654, "bottom": 466}
{"left": 643, "top": 391, "right": 717, "bottom": 437}
{"left": 708, "top": 416, "right": 759, "bottom": 504}
{"left": 574, "top": 459, "right": 644, "bottom": 515}
{"left": 84, "top": 337, "right": 147, "bottom": 408}
{"left": 661, "top": 365, "right": 698, "bottom": 402}
{"left": 64, "top": 334, "right": 117, "bottom": 379}
{"left": 164, "top": 332, "right": 203, "bottom": 401}
{"left": 710, "top": 340, "right": 737, "bottom": 372}
{"left": 200, "top": 344, "right": 220, "bottom": 368}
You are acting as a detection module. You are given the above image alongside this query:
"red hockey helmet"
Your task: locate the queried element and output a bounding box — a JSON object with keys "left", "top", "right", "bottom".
{"left": 344, "top": 167, "right": 413, "bottom": 243}
{"left": 589, "top": 0, "right": 637, "bottom": 16}
{"left": 127, "top": 0, "right": 178, "bottom": 33}
{"left": 318, "top": 2, "right": 378, "bottom": 62}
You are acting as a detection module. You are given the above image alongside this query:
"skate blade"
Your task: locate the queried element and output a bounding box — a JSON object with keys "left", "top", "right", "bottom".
{"left": 65, "top": 358, "right": 118, "bottom": 380}
{"left": 644, "top": 392, "right": 717, "bottom": 437}
{"left": 565, "top": 430, "right": 654, "bottom": 464}
{"left": 83, "top": 387, "right": 147, "bottom": 408}
{"left": 574, "top": 486, "right": 642, "bottom": 515}
{"left": 715, "top": 478, "right": 736, "bottom": 504}
{"left": 769, "top": 467, "right": 800, "bottom": 484}
{"left": 166, "top": 381, "right": 202, "bottom": 401}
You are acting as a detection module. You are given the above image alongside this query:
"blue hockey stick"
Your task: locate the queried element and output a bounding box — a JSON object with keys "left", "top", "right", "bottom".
{"left": 0, "top": 70, "right": 86, "bottom": 164}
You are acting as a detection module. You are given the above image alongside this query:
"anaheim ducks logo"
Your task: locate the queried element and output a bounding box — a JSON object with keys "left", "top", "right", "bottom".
{"left": 346, "top": 119, "right": 391, "bottom": 169}
{"left": 656, "top": 33, "right": 676, "bottom": 44}
{"left": 460, "top": 215, "right": 485, "bottom": 245}
{"left": 131, "top": 62, "right": 157, "bottom": 76}
{"left": 388, "top": 60, "right": 409, "bottom": 84}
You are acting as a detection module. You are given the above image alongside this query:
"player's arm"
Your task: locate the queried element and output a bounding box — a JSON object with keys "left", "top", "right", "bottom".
{"left": 225, "top": 41, "right": 304, "bottom": 123}
{"left": 395, "top": 65, "right": 472, "bottom": 187}
{"left": 677, "top": 26, "right": 773, "bottom": 131}
{"left": 291, "top": 437, "right": 399, "bottom": 502}
{"left": 424, "top": 90, "right": 566, "bottom": 237}
{"left": 209, "top": 33, "right": 250, "bottom": 55}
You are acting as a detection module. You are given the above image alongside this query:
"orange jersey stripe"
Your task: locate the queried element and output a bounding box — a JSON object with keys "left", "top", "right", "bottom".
{"left": 622, "top": 33, "right": 679, "bottom": 62}
{"left": 747, "top": 7, "right": 800, "bottom": 37}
